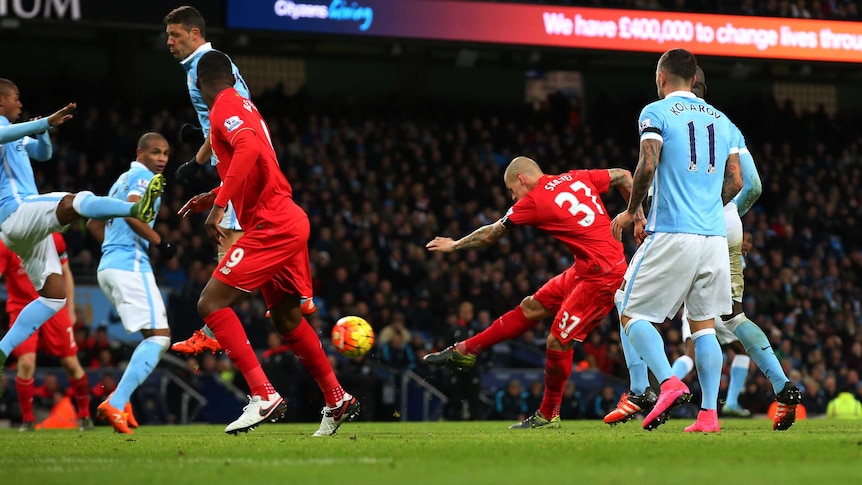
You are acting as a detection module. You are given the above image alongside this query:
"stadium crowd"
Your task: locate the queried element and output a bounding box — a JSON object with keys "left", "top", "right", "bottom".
{"left": 1, "top": 72, "right": 860, "bottom": 422}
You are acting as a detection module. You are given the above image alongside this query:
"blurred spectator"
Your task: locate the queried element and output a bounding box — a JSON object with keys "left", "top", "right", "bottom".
{"left": 524, "top": 380, "right": 544, "bottom": 412}
{"left": 591, "top": 385, "right": 617, "bottom": 419}
{"left": 0, "top": 373, "right": 19, "bottom": 421}
{"left": 801, "top": 377, "right": 829, "bottom": 415}
{"left": 494, "top": 379, "right": 527, "bottom": 421}
{"left": 33, "top": 374, "right": 62, "bottom": 409}
{"left": 381, "top": 332, "right": 417, "bottom": 370}
{"left": 91, "top": 372, "right": 117, "bottom": 402}
{"left": 378, "top": 312, "right": 412, "bottom": 346}
{"left": 559, "top": 380, "right": 584, "bottom": 420}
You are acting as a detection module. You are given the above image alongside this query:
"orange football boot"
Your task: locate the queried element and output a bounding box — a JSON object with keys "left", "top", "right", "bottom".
{"left": 171, "top": 329, "right": 222, "bottom": 355}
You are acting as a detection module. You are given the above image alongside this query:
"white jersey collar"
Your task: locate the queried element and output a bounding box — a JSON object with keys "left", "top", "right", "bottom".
{"left": 665, "top": 90, "right": 697, "bottom": 99}
{"left": 180, "top": 42, "right": 213, "bottom": 66}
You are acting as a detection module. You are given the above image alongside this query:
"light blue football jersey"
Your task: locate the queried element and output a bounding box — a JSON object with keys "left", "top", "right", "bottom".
{"left": 98, "top": 162, "right": 161, "bottom": 273}
{"left": 0, "top": 117, "right": 52, "bottom": 224}
{"left": 638, "top": 91, "right": 737, "bottom": 236}
{"left": 181, "top": 42, "right": 249, "bottom": 138}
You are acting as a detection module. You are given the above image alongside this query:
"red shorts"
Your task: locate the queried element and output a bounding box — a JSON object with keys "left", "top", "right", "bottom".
{"left": 534, "top": 265, "right": 625, "bottom": 345}
{"left": 213, "top": 214, "right": 313, "bottom": 308}
{"left": 10, "top": 309, "right": 77, "bottom": 359}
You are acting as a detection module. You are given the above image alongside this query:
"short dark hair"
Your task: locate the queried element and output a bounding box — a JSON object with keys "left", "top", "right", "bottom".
{"left": 197, "top": 50, "right": 233, "bottom": 87}
{"left": 137, "top": 132, "right": 166, "bottom": 151}
{"left": 658, "top": 48, "right": 697, "bottom": 85}
{"left": 0, "top": 78, "right": 16, "bottom": 96}
{"left": 163, "top": 6, "right": 206, "bottom": 38}
{"left": 692, "top": 66, "right": 707, "bottom": 98}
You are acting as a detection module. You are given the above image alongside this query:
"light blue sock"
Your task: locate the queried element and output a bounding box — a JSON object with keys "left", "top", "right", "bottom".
{"left": 625, "top": 319, "right": 673, "bottom": 382}
{"left": 0, "top": 297, "right": 62, "bottom": 355}
{"left": 620, "top": 322, "right": 650, "bottom": 395}
{"left": 672, "top": 355, "right": 694, "bottom": 381}
{"left": 732, "top": 319, "right": 788, "bottom": 394}
{"left": 73, "top": 191, "right": 133, "bottom": 220}
{"left": 693, "top": 330, "right": 722, "bottom": 410}
{"left": 110, "top": 337, "right": 169, "bottom": 408}
{"left": 726, "top": 355, "right": 750, "bottom": 409}
{"left": 203, "top": 325, "right": 216, "bottom": 339}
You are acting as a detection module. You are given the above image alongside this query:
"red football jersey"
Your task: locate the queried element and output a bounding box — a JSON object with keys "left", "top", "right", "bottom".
{"left": 502, "top": 170, "right": 625, "bottom": 276}
{"left": 210, "top": 88, "right": 300, "bottom": 230}
{"left": 0, "top": 233, "right": 68, "bottom": 313}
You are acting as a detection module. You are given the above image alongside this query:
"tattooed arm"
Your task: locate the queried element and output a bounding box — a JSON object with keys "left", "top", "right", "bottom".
{"left": 722, "top": 152, "right": 743, "bottom": 206}
{"left": 609, "top": 168, "right": 648, "bottom": 244}
{"left": 627, "top": 139, "right": 661, "bottom": 216}
{"left": 608, "top": 168, "right": 633, "bottom": 199}
{"left": 611, "top": 138, "right": 661, "bottom": 241}
{"left": 609, "top": 168, "right": 647, "bottom": 217}
{"left": 426, "top": 220, "right": 509, "bottom": 253}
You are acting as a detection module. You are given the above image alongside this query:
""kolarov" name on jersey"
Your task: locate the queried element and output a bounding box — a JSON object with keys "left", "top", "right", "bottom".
{"left": 668, "top": 103, "right": 722, "bottom": 118}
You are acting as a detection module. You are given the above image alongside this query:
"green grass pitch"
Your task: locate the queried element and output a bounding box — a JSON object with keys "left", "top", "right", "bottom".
{"left": 4, "top": 419, "right": 860, "bottom": 484}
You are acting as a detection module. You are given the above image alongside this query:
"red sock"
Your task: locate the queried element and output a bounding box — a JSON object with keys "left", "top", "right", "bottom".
{"left": 283, "top": 319, "right": 344, "bottom": 407}
{"left": 205, "top": 308, "right": 274, "bottom": 398}
{"left": 539, "top": 348, "right": 574, "bottom": 420}
{"left": 460, "top": 307, "right": 536, "bottom": 355}
{"left": 16, "top": 377, "right": 35, "bottom": 423}
{"left": 69, "top": 374, "right": 91, "bottom": 419}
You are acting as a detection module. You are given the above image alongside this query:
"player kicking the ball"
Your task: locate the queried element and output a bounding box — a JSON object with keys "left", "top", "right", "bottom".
{"left": 179, "top": 51, "right": 358, "bottom": 436}
{"left": 425, "top": 156, "right": 638, "bottom": 429}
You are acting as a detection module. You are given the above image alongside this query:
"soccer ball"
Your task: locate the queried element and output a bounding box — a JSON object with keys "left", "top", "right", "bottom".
{"left": 331, "top": 316, "right": 375, "bottom": 358}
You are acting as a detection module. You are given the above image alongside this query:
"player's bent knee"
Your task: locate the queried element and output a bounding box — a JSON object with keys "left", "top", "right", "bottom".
{"left": 196, "top": 298, "right": 216, "bottom": 318}
{"left": 545, "top": 334, "right": 571, "bottom": 351}
{"left": 520, "top": 296, "right": 549, "bottom": 321}
{"left": 144, "top": 335, "right": 171, "bottom": 353}
{"left": 69, "top": 191, "right": 93, "bottom": 216}
{"left": 38, "top": 296, "right": 67, "bottom": 313}
{"left": 59, "top": 356, "right": 85, "bottom": 375}
{"left": 16, "top": 355, "right": 36, "bottom": 376}
{"left": 722, "top": 312, "right": 748, "bottom": 333}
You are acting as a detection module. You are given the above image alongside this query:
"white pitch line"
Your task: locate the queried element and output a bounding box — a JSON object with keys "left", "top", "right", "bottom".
{"left": 2, "top": 456, "right": 394, "bottom": 468}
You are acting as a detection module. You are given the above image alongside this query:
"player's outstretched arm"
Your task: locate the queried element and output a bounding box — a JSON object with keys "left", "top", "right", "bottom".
{"left": 722, "top": 152, "right": 743, "bottom": 206}
{"left": 0, "top": 102, "right": 74, "bottom": 144}
{"left": 426, "top": 220, "right": 508, "bottom": 253}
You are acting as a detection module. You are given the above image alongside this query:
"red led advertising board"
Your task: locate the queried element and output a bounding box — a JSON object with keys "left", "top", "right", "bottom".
{"left": 228, "top": 1, "right": 862, "bottom": 63}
